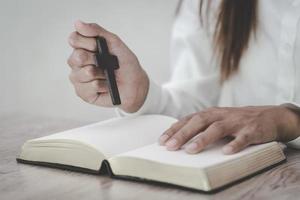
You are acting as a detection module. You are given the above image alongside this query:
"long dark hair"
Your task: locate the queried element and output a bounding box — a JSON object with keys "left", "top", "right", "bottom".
{"left": 178, "top": 0, "right": 258, "bottom": 81}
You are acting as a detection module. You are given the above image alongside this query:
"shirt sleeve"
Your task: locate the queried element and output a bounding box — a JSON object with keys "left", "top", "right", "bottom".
{"left": 116, "top": 0, "right": 220, "bottom": 119}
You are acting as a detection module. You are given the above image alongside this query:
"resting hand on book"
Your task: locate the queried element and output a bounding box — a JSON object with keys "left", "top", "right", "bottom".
{"left": 159, "top": 105, "right": 300, "bottom": 154}
{"left": 67, "top": 20, "right": 149, "bottom": 113}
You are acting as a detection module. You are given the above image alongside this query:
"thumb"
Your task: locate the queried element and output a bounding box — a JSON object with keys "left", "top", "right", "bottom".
{"left": 74, "top": 20, "right": 108, "bottom": 38}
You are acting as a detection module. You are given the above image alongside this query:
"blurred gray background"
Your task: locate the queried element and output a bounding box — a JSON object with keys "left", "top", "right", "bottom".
{"left": 0, "top": 0, "right": 179, "bottom": 122}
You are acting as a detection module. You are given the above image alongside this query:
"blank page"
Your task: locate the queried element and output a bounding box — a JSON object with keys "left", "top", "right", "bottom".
{"left": 114, "top": 140, "right": 279, "bottom": 168}
{"left": 29, "top": 115, "right": 177, "bottom": 158}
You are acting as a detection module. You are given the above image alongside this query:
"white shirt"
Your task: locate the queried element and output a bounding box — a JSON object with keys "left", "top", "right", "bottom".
{"left": 117, "top": 0, "right": 300, "bottom": 146}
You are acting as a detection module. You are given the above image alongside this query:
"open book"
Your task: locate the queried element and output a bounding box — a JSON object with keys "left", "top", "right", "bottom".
{"left": 17, "top": 115, "right": 285, "bottom": 191}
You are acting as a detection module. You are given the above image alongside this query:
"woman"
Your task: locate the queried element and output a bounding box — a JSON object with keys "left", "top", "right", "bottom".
{"left": 67, "top": 0, "right": 300, "bottom": 154}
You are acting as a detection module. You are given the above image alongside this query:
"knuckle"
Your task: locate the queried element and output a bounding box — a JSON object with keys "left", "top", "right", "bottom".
{"left": 239, "top": 134, "right": 251, "bottom": 144}
{"left": 181, "top": 113, "right": 195, "bottom": 121}
{"left": 175, "top": 129, "right": 194, "bottom": 145}
{"left": 68, "top": 73, "right": 76, "bottom": 83}
{"left": 67, "top": 56, "right": 73, "bottom": 67}
{"left": 194, "top": 113, "right": 207, "bottom": 124}
{"left": 251, "top": 122, "right": 263, "bottom": 133}
{"left": 192, "top": 114, "right": 202, "bottom": 121}
{"left": 110, "top": 34, "right": 121, "bottom": 45}
{"left": 93, "top": 80, "right": 105, "bottom": 91}
{"left": 84, "top": 65, "right": 96, "bottom": 78}
{"left": 68, "top": 31, "right": 78, "bottom": 46}
{"left": 178, "top": 129, "right": 189, "bottom": 140}
{"left": 206, "top": 106, "right": 219, "bottom": 112}
{"left": 110, "top": 33, "right": 119, "bottom": 41}
{"left": 74, "top": 50, "right": 88, "bottom": 66}
{"left": 92, "top": 80, "right": 101, "bottom": 89}
{"left": 211, "top": 121, "right": 224, "bottom": 131}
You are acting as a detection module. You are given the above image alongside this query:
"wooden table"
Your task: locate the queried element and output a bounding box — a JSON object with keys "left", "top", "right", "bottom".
{"left": 1, "top": 113, "right": 300, "bottom": 200}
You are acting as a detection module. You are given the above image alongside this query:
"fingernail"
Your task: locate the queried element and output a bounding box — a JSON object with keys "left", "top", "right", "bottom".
{"left": 223, "top": 146, "right": 234, "bottom": 154}
{"left": 186, "top": 143, "right": 198, "bottom": 153}
{"left": 159, "top": 135, "right": 169, "bottom": 145}
{"left": 166, "top": 138, "right": 178, "bottom": 149}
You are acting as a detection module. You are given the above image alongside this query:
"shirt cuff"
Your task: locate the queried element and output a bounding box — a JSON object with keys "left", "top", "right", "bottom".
{"left": 115, "top": 78, "right": 163, "bottom": 117}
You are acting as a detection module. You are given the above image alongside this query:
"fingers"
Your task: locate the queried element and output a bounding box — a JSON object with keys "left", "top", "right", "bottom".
{"left": 222, "top": 132, "right": 253, "bottom": 154}
{"left": 159, "top": 113, "right": 198, "bottom": 145}
{"left": 185, "top": 122, "right": 226, "bottom": 154}
{"left": 73, "top": 79, "right": 108, "bottom": 103}
{"left": 73, "top": 20, "right": 121, "bottom": 52}
{"left": 159, "top": 106, "right": 271, "bottom": 155}
{"left": 68, "top": 31, "right": 97, "bottom": 52}
{"left": 74, "top": 20, "right": 110, "bottom": 38}
{"left": 163, "top": 113, "right": 215, "bottom": 151}
{"left": 68, "top": 20, "right": 122, "bottom": 107}
{"left": 68, "top": 49, "right": 96, "bottom": 70}
{"left": 69, "top": 65, "right": 105, "bottom": 83}
{"left": 76, "top": 79, "right": 108, "bottom": 94}
{"left": 159, "top": 117, "right": 191, "bottom": 145}
{"left": 73, "top": 80, "right": 113, "bottom": 107}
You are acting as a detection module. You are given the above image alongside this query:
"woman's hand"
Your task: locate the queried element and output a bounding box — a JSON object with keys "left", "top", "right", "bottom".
{"left": 67, "top": 20, "right": 149, "bottom": 113}
{"left": 159, "top": 105, "right": 300, "bottom": 154}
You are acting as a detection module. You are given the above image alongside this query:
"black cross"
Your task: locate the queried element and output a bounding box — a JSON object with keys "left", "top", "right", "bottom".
{"left": 95, "top": 37, "right": 121, "bottom": 105}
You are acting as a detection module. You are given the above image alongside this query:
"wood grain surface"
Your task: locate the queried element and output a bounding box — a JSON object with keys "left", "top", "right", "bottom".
{"left": 1, "top": 113, "right": 300, "bottom": 200}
